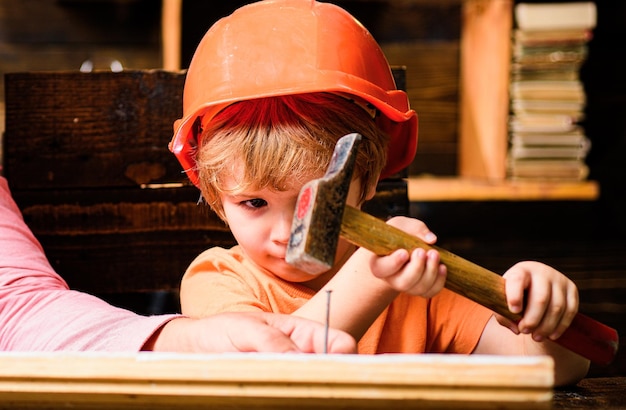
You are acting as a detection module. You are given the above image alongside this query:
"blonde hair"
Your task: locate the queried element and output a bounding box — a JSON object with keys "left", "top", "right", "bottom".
{"left": 196, "top": 93, "right": 389, "bottom": 220}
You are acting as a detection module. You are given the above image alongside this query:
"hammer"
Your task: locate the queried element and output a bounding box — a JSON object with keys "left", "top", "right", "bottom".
{"left": 286, "top": 133, "right": 619, "bottom": 365}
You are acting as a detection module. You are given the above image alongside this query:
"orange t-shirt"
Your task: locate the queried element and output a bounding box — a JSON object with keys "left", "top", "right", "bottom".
{"left": 181, "top": 246, "right": 493, "bottom": 354}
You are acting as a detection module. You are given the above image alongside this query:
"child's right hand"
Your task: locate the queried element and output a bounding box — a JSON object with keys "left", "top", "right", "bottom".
{"left": 368, "top": 216, "right": 447, "bottom": 298}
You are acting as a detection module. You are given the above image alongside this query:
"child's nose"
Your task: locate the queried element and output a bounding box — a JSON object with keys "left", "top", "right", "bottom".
{"left": 271, "top": 211, "right": 293, "bottom": 244}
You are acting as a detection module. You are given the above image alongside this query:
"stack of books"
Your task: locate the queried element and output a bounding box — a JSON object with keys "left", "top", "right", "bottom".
{"left": 507, "top": 1, "right": 596, "bottom": 180}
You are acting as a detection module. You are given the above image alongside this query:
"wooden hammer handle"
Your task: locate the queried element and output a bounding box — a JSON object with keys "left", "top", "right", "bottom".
{"left": 340, "top": 205, "right": 619, "bottom": 365}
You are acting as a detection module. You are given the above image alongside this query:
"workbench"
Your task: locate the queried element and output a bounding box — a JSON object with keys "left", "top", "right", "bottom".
{"left": 553, "top": 377, "right": 626, "bottom": 409}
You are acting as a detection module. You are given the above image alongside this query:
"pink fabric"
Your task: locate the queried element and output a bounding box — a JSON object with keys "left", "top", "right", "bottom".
{"left": 0, "top": 177, "right": 178, "bottom": 351}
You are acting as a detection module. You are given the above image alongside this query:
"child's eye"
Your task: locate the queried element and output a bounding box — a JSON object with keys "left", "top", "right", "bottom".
{"left": 242, "top": 198, "right": 267, "bottom": 209}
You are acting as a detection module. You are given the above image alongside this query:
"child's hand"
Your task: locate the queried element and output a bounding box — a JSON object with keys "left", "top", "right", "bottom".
{"left": 498, "top": 261, "right": 579, "bottom": 342}
{"left": 368, "top": 216, "right": 446, "bottom": 298}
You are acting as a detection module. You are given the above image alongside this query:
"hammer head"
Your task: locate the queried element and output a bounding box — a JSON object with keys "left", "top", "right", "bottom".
{"left": 286, "top": 133, "right": 361, "bottom": 275}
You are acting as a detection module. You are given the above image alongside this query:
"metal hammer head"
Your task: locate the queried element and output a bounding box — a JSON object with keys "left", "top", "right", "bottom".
{"left": 286, "top": 133, "right": 361, "bottom": 275}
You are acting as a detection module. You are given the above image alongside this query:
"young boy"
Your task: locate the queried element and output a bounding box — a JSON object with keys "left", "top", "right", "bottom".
{"left": 169, "top": 0, "right": 589, "bottom": 385}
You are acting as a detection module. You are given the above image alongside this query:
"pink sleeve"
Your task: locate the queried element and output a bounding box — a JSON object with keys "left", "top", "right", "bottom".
{"left": 0, "top": 177, "right": 179, "bottom": 351}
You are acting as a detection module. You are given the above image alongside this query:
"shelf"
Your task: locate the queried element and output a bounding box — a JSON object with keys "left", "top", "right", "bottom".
{"left": 408, "top": 177, "right": 599, "bottom": 201}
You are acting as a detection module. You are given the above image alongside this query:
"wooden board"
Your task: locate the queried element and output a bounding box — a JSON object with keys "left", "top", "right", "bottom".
{"left": 408, "top": 177, "right": 599, "bottom": 201}
{"left": 0, "top": 353, "right": 554, "bottom": 409}
{"left": 459, "top": 0, "right": 512, "bottom": 180}
{"left": 4, "top": 71, "right": 186, "bottom": 190}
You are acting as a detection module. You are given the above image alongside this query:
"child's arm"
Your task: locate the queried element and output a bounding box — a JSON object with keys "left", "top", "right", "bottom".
{"left": 368, "top": 226, "right": 590, "bottom": 385}
{"left": 293, "top": 216, "right": 445, "bottom": 340}
{"left": 472, "top": 261, "right": 590, "bottom": 386}
{"left": 144, "top": 312, "right": 356, "bottom": 354}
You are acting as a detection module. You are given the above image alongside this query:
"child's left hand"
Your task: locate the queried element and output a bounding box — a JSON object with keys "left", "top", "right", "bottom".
{"left": 367, "top": 216, "right": 447, "bottom": 298}
{"left": 497, "top": 261, "right": 579, "bottom": 342}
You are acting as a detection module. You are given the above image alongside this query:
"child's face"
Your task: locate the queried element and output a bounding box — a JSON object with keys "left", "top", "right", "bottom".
{"left": 220, "top": 161, "right": 362, "bottom": 289}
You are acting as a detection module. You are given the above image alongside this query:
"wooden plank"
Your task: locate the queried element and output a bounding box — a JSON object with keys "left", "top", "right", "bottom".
{"left": 161, "top": 0, "right": 182, "bottom": 70}
{"left": 0, "top": 352, "right": 554, "bottom": 409}
{"left": 408, "top": 177, "right": 599, "bottom": 201}
{"left": 14, "top": 187, "right": 224, "bottom": 235}
{"left": 458, "top": 0, "right": 512, "bottom": 180}
{"left": 10, "top": 186, "right": 231, "bottom": 294}
{"left": 31, "top": 231, "right": 234, "bottom": 294}
{"left": 4, "top": 71, "right": 186, "bottom": 190}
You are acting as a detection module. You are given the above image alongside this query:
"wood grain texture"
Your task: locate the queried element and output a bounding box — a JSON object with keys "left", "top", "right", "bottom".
{"left": 459, "top": 0, "right": 512, "bottom": 179}
{"left": 383, "top": 42, "right": 460, "bottom": 176}
{"left": 0, "top": 352, "right": 554, "bottom": 409}
{"left": 161, "top": 0, "right": 182, "bottom": 71}
{"left": 4, "top": 71, "right": 186, "bottom": 190}
{"left": 553, "top": 377, "right": 626, "bottom": 410}
{"left": 408, "top": 177, "right": 599, "bottom": 201}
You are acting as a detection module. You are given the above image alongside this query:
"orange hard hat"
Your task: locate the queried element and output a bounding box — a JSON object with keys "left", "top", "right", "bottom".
{"left": 169, "top": 0, "right": 418, "bottom": 187}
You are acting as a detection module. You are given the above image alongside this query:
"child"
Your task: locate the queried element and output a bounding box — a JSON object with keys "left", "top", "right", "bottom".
{"left": 169, "top": 0, "right": 589, "bottom": 385}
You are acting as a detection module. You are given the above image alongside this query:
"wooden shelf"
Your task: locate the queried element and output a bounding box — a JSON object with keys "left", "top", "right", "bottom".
{"left": 408, "top": 177, "right": 599, "bottom": 201}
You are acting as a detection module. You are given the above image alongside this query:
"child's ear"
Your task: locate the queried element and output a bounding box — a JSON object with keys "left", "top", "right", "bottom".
{"left": 364, "top": 182, "right": 377, "bottom": 202}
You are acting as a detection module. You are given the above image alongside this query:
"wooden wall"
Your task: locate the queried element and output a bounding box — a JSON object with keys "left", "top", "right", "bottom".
{"left": 0, "top": 0, "right": 162, "bottom": 167}
{"left": 0, "top": 0, "right": 161, "bottom": 74}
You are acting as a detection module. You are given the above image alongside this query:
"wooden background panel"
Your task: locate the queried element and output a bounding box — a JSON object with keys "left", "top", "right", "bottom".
{"left": 0, "top": 45, "right": 159, "bottom": 74}
{"left": 4, "top": 71, "right": 186, "bottom": 190}
{"left": 34, "top": 230, "right": 235, "bottom": 294}
{"left": 12, "top": 186, "right": 235, "bottom": 296}
{"left": 338, "top": 0, "right": 461, "bottom": 42}
{"left": 0, "top": 0, "right": 160, "bottom": 45}
{"left": 0, "top": 0, "right": 162, "bottom": 117}
{"left": 343, "top": 0, "right": 462, "bottom": 177}
{"left": 383, "top": 42, "right": 460, "bottom": 176}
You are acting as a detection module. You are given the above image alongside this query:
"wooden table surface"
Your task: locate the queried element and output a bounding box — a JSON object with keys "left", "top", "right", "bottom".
{"left": 553, "top": 377, "right": 626, "bottom": 409}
